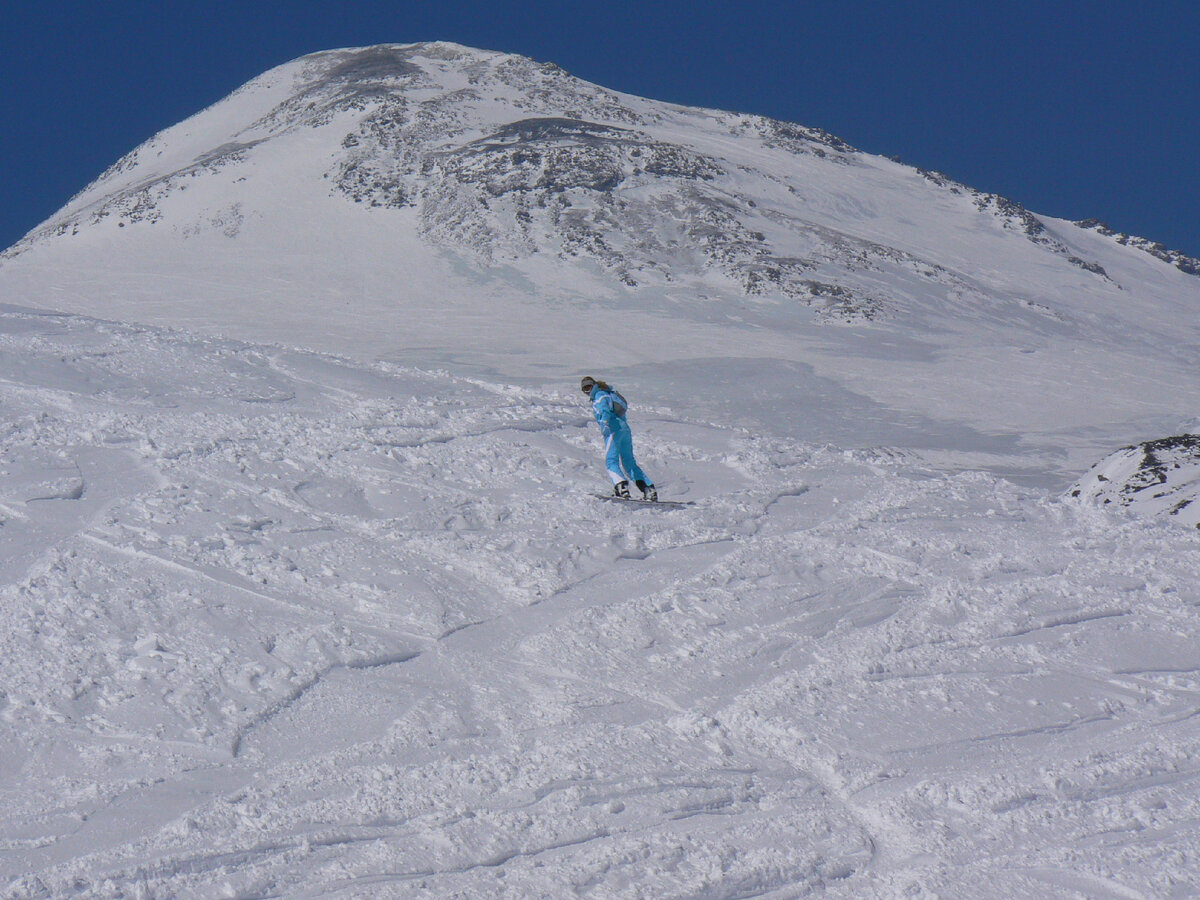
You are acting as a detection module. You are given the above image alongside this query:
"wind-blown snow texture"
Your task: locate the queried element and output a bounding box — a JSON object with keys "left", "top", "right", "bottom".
{"left": 3, "top": 42, "right": 1200, "bottom": 898}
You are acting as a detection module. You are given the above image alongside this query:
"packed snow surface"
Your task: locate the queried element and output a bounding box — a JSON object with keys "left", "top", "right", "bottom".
{"left": 4, "top": 305, "right": 1200, "bottom": 898}
{"left": 3, "top": 42, "right": 1200, "bottom": 899}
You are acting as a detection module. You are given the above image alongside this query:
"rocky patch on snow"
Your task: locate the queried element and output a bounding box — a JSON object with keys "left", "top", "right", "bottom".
{"left": 1069, "top": 434, "right": 1200, "bottom": 527}
{"left": 1075, "top": 218, "right": 1200, "bottom": 276}
{"left": 917, "top": 168, "right": 1111, "bottom": 279}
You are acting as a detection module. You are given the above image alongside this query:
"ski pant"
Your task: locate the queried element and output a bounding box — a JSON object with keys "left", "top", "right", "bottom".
{"left": 603, "top": 422, "right": 649, "bottom": 486}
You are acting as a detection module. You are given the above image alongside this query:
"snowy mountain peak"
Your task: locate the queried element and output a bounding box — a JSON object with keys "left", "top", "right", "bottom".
{"left": 5, "top": 42, "right": 1191, "bottom": 314}
{"left": 12, "top": 42, "right": 878, "bottom": 314}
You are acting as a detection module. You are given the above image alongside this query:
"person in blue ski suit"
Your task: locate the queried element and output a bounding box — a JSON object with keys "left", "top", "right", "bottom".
{"left": 581, "top": 376, "right": 657, "bottom": 500}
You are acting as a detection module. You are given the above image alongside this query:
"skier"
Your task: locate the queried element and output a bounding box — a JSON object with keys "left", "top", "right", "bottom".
{"left": 581, "top": 376, "right": 657, "bottom": 501}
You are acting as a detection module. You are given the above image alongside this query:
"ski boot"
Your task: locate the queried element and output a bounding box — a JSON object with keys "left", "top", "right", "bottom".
{"left": 636, "top": 480, "right": 657, "bottom": 502}
{"left": 614, "top": 480, "right": 631, "bottom": 499}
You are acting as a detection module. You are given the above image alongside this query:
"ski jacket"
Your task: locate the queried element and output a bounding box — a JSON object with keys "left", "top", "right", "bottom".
{"left": 589, "top": 386, "right": 628, "bottom": 436}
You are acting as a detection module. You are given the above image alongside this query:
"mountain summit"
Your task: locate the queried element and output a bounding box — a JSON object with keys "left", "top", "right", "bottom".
{"left": 3, "top": 42, "right": 1199, "bottom": 462}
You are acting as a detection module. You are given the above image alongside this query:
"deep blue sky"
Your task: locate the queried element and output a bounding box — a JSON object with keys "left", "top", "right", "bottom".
{"left": 3, "top": 1, "right": 1197, "bottom": 257}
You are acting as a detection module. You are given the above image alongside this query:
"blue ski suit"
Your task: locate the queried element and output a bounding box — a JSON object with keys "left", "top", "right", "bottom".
{"left": 589, "top": 386, "right": 649, "bottom": 486}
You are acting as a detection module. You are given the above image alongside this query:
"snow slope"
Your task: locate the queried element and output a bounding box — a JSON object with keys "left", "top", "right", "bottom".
{"left": 3, "top": 41, "right": 1200, "bottom": 898}
{"left": 3, "top": 302, "right": 1200, "bottom": 898}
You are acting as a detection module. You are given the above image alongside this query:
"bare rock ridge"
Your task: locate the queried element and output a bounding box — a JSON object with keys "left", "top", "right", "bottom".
{"left": 1074, "top": 218, "right": 1200, "bottom": 276}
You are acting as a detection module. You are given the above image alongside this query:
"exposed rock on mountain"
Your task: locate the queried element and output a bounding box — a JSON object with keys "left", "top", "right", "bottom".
{"left": 1070, "top": 434, "right": 1200, "bottom": 527}
{"left": 1074, "top": 218, "right": 1200, "bottom": 276}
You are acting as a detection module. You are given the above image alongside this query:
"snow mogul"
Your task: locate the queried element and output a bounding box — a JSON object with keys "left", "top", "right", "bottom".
{"left": 580, "top": 376, "right": 657, "bottom": 501}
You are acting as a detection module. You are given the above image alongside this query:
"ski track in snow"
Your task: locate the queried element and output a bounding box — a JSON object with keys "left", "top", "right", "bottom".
{"left": 2, "top": 305, "right": 1200, "bottom": 898}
